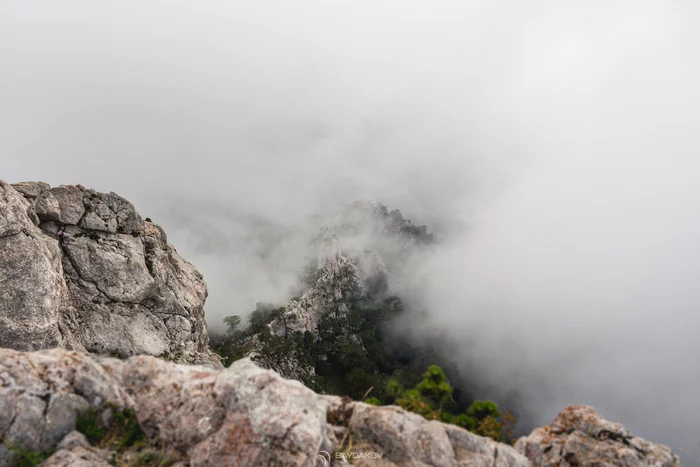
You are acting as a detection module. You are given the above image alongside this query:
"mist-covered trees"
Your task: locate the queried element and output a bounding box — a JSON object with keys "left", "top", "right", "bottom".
{"left": 378, "top": 365, "right": 517, "bottom": 443}
{"left": 214, "top": 295, "right": 434, "bottom": 395}
{"left": 209, "top": 202, "right": 517, "bottom": 443}
{"left": 223, "top": 315, "right": 241, "bottom": 335}
{"left": 213, "top": 299, "right": 516, "bottom": 443}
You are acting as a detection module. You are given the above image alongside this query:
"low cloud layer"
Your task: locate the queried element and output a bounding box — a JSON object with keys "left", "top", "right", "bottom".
{"left": 2, "top": 0, "right": 699, "bottom": 462}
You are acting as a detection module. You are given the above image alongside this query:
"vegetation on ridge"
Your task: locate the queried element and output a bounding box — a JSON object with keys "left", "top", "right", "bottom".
{"left": 211, "top": 202, "right": 518, "bottom": 443}
{"left": 213, "top": 297, "right": 518, "bottom": 443}
{"left": 383, "top": 365, "right": 517, "bottom": 442}
{"left": 4, "top": 442, "right": 52, "bottom": 467}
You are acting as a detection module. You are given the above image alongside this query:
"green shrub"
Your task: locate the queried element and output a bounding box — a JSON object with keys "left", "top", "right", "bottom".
{"left": 76, "top": 405, "right": 145, "bottom": 449}
{"left": 466, "top": 400, "right": 500, "bottom": 421}
{"left": 396, "top": 389, "right": 438, "bottom": 420}
{"left": 76, "top": 408, "right": 105, "bottom": 444}
{"left": 391, "top": 366, "right": 517, "bottom": 443}
{"left": 112, "top": 408, "right": 145, "bottom": 448}
{"left": 416, "top": 365, "right": 453, "bottom": 410}
{"left": 386, "top": 378, "right": 404, "bottom": 399}
{"left": 441, "top": 412, "right": 477, "bottom": 430}
{"left": 6, "top": 442, "right": 51, "bottom": 467}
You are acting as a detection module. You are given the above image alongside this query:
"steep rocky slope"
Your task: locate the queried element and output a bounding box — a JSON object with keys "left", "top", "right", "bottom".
{"left": 0, "top": 348, "right": 680, "bottom": 467}
{"left": 0, "top": 180, "right": 217, "bottom": 366}
{"left": 236, "top": 201, "right": 434, "bottom": 383}
{"left": 269, "top": 201, "right": 431, "bottom": 338}
{"left": 0, "top": 182, "right": 683, "bottom": 465}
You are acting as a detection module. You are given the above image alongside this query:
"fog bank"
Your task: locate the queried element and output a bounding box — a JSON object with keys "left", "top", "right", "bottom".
{"left": 2, "top": 0, "right": 699, "bottom": 462}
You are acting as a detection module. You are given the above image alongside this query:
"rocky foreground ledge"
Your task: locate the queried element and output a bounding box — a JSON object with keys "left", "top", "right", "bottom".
{"left": 0, "top": 349, "right": 680, "bottom": 467}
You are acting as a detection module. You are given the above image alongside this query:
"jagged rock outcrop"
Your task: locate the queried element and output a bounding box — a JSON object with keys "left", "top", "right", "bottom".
{"left": 243, "top": 201, "right": 430, "bottom": 382}
{"left": 0, "top": 180, "right": 218, "bottom": 366}
{"left": 0, "top": 348, "right": 679, "bottom": 467}
{"left": 268, "top": 201, "right": 431, "bottom": 339}
{"left": 515, "top": 405, "right": 680, "bottom": 466}
{"left": 268, "top": 246, "right": 364, "bottom": 338}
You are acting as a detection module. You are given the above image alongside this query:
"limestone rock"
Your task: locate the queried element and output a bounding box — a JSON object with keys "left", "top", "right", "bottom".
{"left": 238, "top": 201, "right": 436, "bottom": 385}
{"left": 0, "top": 349, "right": 680, "bottom": 467}
{"left": 252, "top": 213, "right": 397, "bottom": 382}
{"left": 514, "top": 405, "right": 681, "bottom": 466}
{"left": 269, "top": 247, "right": 364, "bottom": 338}
{"left": 0, "top": 180, "right": 218, "bottom": 366}
{"left": 0, "top": 181, "right": 66, "bottom": 351}
{"left": 42, "top": 432, "right": 112, "bottom": 467}
{"left": 322, "top": 397, "right": 527, "bottom": 467}
{"left": 0, "top": 349, "right": 527, "bottom": 467}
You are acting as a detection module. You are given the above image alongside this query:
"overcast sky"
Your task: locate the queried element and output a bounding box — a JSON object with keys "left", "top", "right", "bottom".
{"left": 2, "top": 1, "right": 700, "bottom": 462}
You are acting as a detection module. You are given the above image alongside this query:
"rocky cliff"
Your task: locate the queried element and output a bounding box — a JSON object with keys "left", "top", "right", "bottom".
{"left": 238, "top": 201, "right": 433, "bottom": 383}
{"left": 267, "top": 201, "right": 431, "bottom": 339}
{"left": 0, "top": 180, "right": 217, "bottom": 366}
{"left": 0, "top": 182, "right": 683, "bottom": 465}
{"left": 0, "top": 348, "right": 680, "bottom": 467}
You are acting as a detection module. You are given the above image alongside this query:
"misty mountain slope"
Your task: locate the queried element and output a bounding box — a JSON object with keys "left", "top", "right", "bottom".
{"left": 264, "top": 199, "right": 434, "bottom": 340}
{"left": 213, "top": 201, "right": 452, "bottom": 397}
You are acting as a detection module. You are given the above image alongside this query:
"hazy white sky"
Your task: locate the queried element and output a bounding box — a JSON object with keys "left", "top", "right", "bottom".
{"left": 2, "top": 1, "right": 700, "bottom": 462}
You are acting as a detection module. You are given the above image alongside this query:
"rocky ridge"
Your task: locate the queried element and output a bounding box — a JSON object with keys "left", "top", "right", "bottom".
{"left": 0, "top": 180, "right": 217, "bottom": 366}
{"left": 0, "top": 348, "right": 680, "bottom": 467}
{"left": 0, "top": 183, "right": 683, "bottom": 465}
{"left": 243, "top": 201, "right": 430, "bottom": 381}
{"left": 268, "top": 201, "right": 429, "bottom": 339}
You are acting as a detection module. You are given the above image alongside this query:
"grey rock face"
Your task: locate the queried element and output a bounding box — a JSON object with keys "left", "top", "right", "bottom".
{"left": 0, "top": 180, "right": 218, "bottom": 366}
{"left": 269, "top": 247, "right": 364, "bottom": 338}
{"left": 0, "top": 181, "right": 66, "bottom": 351}
{"left": 514, "top": 405, "right": 681, "bottom": 467}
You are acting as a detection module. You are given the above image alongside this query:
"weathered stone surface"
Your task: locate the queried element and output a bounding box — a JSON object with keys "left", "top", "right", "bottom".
{"left": 331, "top": 400, "right": 527, "bottom": 467}
{"left": 42, "top": 432, "right": 112, "bottom": 467}
{"left": 0, "top": 348, "right": 132, "bottom": 466}
{"left": 11, "top": 181, "right": 50, "bottom": 199}
{"left": 0, "top": 349, "right": 508, "bottom": 467}
{"left": 514, "top": 405, "right": 681, "bottom": 467}
{"left": 0, "top": 180, "right": 218, "bottom": 366}
{"left": 0, "top": 181, "right": 66, "bottom": 351}
{"left": 0, "top": 349, "right": 680, "bottom": 467}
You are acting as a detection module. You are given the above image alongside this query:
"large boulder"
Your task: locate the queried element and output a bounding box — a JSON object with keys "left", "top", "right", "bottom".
{"left": 330, "top": 399, "right": 527, "bottom": 467}
{"left": 515, "top": 405, "right": 680, "bottom": 466}
{"left": 0, "top": 180, "right": 218, "bottom": 366}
